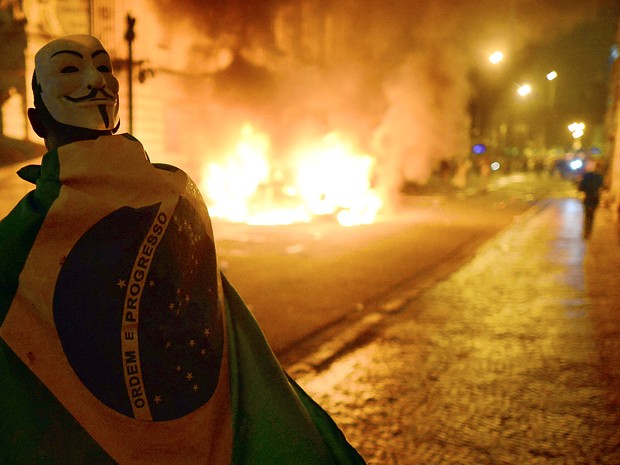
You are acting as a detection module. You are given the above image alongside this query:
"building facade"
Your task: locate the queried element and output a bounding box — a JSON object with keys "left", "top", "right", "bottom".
{"left": 606, "top": 14, "right": 620, "bottom": 217}
{"left": 0, "top": 0, "right": 192, "bottom": 167}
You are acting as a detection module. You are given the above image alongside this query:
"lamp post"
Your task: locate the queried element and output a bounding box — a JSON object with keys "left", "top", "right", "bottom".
{"left": 546, "top": 70, "right": 558, "bottom": 107}
{"left": 120, "top": 15, "right": 154, "bottom": 136}
{"left": 125, "top": 14, "right": 136, "bottom": 135}
{"left": 542, "top": 70, "right": 558, "bottom": 150}
{"left": 470, "top": 50, "right": 505, "bottom": 142}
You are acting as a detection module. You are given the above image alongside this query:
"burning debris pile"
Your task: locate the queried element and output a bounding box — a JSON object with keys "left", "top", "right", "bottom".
{"left": 202, "top": 124, "right": 382, "bottom": 225}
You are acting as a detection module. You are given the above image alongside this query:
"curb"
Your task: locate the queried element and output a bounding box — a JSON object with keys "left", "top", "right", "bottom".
{"left": 285, "top": 199, "right": 549, "bottom": 377}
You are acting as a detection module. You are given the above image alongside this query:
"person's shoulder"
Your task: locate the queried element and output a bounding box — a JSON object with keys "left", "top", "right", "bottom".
{"left": 152, "top": 163, "right": 181, "bottom": 173}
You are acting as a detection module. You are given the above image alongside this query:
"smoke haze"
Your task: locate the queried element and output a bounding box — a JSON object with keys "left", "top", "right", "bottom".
{"left": 146, "top": 0, "right": 616, "bottom": 194}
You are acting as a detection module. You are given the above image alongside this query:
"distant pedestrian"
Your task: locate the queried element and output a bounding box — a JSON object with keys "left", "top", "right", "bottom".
{"left": 578, "top": 160, "right": 604, "bottom": 239}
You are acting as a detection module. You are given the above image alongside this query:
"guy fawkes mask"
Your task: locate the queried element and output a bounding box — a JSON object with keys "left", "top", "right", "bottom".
{"left": 34, "top": 35, "right": 120, "bottom": 131}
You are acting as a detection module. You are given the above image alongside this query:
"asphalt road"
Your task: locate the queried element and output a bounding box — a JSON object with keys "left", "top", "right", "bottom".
{"left": 214, "top": 173, "right": 577, "bottom": 358}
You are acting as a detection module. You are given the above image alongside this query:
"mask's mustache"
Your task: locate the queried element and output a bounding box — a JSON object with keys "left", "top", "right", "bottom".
{"left": 64, "top": 87, "right": 116, "bottom": 102}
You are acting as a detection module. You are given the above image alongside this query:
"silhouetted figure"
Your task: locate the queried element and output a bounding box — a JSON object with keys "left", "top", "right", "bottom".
{"left": 578, "top": 161, "right": 604, "bottom": 239}
{"left": 0, "top": 34, "right": 365, "bottom": 465}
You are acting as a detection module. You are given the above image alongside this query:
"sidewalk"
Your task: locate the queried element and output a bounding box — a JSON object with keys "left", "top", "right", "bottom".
{"left": 295, "top": 199, "right": 620, "bottom": 464}
{"left": 583, "top": 205, "right": 620, "bottom": 409}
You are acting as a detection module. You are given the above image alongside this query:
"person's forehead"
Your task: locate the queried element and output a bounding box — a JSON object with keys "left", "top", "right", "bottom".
{"left": 35, "top": 35, "right": 108, "bottom": 66}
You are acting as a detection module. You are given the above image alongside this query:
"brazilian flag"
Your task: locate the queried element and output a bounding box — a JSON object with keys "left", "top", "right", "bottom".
{"left": 0, "top": 134, "right": 366, "bottom": 464}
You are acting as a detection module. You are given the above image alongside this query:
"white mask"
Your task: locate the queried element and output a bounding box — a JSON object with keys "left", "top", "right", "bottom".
{"left": 34, "top": 35, "right": 120, "bottom": 131}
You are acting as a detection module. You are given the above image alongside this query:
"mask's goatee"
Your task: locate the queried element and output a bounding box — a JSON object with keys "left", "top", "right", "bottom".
{"left": 98, "top": 104, "right": 110, "bottom": 128}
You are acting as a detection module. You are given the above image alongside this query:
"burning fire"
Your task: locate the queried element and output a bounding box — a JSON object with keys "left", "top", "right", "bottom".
{"left": 200, "top": 124, "right": 383, "bottom": 226}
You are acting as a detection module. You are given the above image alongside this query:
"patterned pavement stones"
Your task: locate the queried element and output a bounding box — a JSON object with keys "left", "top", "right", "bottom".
{"left": 296, "top": 198, "right": 620, "bottom": 464}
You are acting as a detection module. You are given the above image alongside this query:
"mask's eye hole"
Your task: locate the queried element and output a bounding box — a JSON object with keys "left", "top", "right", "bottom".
{"left": 61, "top": 66, "right": 79, "bottom": 73}
{"left": 97, "top": 65, "right": 111, "bottom": 72}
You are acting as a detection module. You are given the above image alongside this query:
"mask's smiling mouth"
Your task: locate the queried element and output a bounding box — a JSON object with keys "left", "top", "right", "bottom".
{"left": 64, "top": 87, "right": 116, "bottom": 102}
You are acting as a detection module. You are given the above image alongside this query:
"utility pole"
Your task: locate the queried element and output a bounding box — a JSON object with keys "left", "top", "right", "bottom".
{"left": 125, "top": 14, "right": 136, "bottom": 134}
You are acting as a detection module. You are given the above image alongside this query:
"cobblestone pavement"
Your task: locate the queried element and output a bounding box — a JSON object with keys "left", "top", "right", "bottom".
{"left": 296, "top": 198, "right": 620, "bottom": 464}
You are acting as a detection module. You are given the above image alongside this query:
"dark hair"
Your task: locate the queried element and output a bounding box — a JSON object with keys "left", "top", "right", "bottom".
{"left": 32, "top": 72, "right": 43, "bottom": 108}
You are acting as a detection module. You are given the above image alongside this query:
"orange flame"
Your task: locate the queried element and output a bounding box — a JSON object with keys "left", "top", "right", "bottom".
{"left": 200, "top": 124, "right": 383, "bottom": 226}
{"left": 293, "top": 132, "right": 383, "bottom": 226}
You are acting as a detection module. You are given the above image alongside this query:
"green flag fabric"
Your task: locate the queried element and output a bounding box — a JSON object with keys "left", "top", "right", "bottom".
{"left": 0, "top": 134, "right": 365, "bottom": 464}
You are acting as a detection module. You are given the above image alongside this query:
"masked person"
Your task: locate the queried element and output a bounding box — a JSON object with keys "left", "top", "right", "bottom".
{"left": 0, "top": 35, "right": 365, "bottom": 465}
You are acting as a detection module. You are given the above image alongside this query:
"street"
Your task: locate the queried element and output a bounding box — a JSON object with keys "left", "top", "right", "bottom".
{"left": 0, "top": 161, "right": 575, "bottom": 356}
{"left": 1, "top": 3, "right": 619, "bottom": 463}
{"left": 292, "top": 197, "right": 620, "bottom": 464}
{"left": 214, "top": 173, "right": 576, "bottom": 356}
{"left": 4, "top": 158, "right": 618, "bottom": 463}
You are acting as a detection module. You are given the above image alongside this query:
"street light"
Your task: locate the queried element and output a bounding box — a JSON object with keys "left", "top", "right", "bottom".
{"left": 517, "top": 83, "right": 532, "bottom": 97}
{"left": 471, "top": 50, "right": 506, "bottom": 139}
{"left": 546, "top": 70, "right": 558, "bottom": 81}
{"left": 568, "top": 122, "right": 585, "bottom": 150}
{"left": 546, "top": 71, "right": 558, "bottom": 108}
{"left": 543, "top": 71, "right": 558, "bottom": 149}
{"left": 489, "top": 51, "right": 504, "bottom": 64}
{"left": 568, "top": 122, "right": 585, "bottom": 139}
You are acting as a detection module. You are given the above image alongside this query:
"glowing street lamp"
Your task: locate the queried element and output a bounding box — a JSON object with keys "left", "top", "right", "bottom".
{"left": 568, "top": 122, "right": 585, "bottom": 150}
{"left": 517, "top": 83, "right": 532, "bottom": 97}
{"left": 546, "top": 70, "right": 558, "bottom": 81}
{"left": 568, "top": 122, "right": 585, "bottom": 139}
{"left": 489, "top": 51, "right": 504, "bottom": 64}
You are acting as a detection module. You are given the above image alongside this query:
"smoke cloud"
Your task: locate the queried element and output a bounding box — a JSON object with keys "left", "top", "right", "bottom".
{"left": 146, "top": 0, "right": 615, "bottom": 196}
